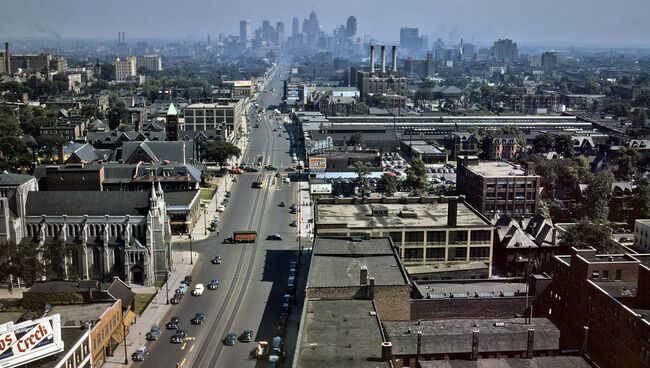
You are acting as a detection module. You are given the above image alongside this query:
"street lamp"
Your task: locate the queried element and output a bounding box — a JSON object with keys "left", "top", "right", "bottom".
{"left": 165, "top": 271, "right": 170, "bottom": 305}
{"left": 122, "top": 321, "right": 128, "bottom": 364}
{"left": 189, "top": 234, "right": 194, "bottom": 265}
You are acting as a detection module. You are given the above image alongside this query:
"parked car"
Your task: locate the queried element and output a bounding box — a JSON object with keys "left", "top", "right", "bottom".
{"left": 208, "top": 279, "right": 220, "bottom": 290}
{"left": 170, "top": 294, "right": 181, "bottom": 304}
{"left": 267, "top": 234, "right": 283, "bottom": 241}
{"left": 145, "top": 326, "right": 161, "bottom": 340}
{"left": 191, "top": 313, "right": 205, "bottom": 325}
{"left": 184, "top": 275, "right": 192, "bottom": 284}
{"left": 287, "top": 276, "right": 295, "bottom": 290}
{"left": 265, "top": 165, "right": 277, "bottom": 170}
{"left": 211, "top": 255, "right": 222, "bottom": 264}
{"left": 239, "top": 329, "right": 254, "bottom": 343}
{"left": 217, "top": 205, "right": 226, "bottom": 212}
{"left": 224, "top": 191, "right": 231, "bottom": 198}
{"left": 165, "top": 317, "right": 180, "bottom": 329}
{"left": 290, "top": 220, "right": 298, "bottom": 227}
{"left": 170, "top": 330, "right": 187, "bottom": 343}
{"left": 284, "top": 177, "right": 291, "bottom": 183}
{"left": 177, "top": 285, "right": 188, "bottom": 295}
{"left": 192, "top": 284, "right": 204, "bottom": 296}
{"left": 230, "top": 168, "right": 244, "bottom": 174}
{"left": 279, "top": 201, "right": 286, "bottom": 207}
{"left": 223, "top": 333, "right": 237, "bottom": 346}
{"left": 132, "top": 346, "right": 148, "bottom": 361}
{"left": 282, "top": 294, "right": 292, "bottom": 305}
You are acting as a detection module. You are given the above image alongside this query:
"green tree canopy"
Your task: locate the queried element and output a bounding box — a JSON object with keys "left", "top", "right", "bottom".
{"left": 203, "top": 141, "right": 242, "bottom": 169}
{"left": 532, "top": 133, "right": 554, "bottom": 153}
{"left": 377, "top": 174, "right": 398, "bottom": 197}
{"left": 354, "top": 161, "right": 371, "bottom": 194}
{"left": 554, "top": 135, "right": 574, "bottom": 157}
{"left": 631, "top": 178, "right": 650, "bottom": 225}
{"left": 404, "top": 157, "right": 428, "bottom": 192}
{"left": 558, "top": 221, "right": 618, "bottom": 253}
{"left": 615, "top": 147, "right": 641, "bottom": 180}
{"left": 348, "top": 131, "right": 365, "bottom": 147}
{"left": 582, "top": 172, "right": 613, "bottom": 222}
{"left": 631, "top": 109, "right": 648, "bottom": 129}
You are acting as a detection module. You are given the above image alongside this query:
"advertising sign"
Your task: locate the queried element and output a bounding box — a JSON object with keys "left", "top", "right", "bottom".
{"left": 0, "top": 314, "right": 64, "bottom": 368}
{"left": 310, "top": 183, "right": 332, "bottom": 194}
{"left": 308, "top": 157, "right": 327, "bottom": 172}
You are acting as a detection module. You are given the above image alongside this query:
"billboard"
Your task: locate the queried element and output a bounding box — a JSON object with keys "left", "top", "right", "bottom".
{"left": 0, "top": 314, "right": 64, "bottom": 368}
{"left": 310, "top": 183, "right": 332, "bottom": 195}
{"left": 308, "top": 157, "right": 327, "bottom": 172}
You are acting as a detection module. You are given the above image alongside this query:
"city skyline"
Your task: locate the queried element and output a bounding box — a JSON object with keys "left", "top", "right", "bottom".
{"left": 1, "top": 0, "right": 650, "bottom": 47}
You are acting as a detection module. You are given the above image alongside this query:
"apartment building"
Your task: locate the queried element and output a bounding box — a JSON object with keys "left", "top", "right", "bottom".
{"left": 183, "top": 100, "right": 246, "bottom": 140}
{"left": 137, "top": 54, "right": 162, "bottom": 71}
{"left": 114, "top": 57, "right": 137, "bottom": 81}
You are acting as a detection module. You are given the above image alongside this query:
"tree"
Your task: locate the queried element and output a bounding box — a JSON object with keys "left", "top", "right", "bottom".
{"left": 38, "top": 134, "right": 67, "bottom": 162}
{"left": 203, "top": 141, "right": 242, "bottom": 170}
{"left": 353, "top": 102, "right": 369, "bottom": 115}
{"left": 554, "top": 135, "right": 574, "bottom": 157}
{"left": 353, "top": 161, "right": 371, "bottom": 195}
{"left": 631, "top": 178, "right": 650, "bottom": 224}
{"left": 533, "top": 133, "right": 554, "bottom": 153}
{"left": 615, "top": 147, "right": 641, "bottom": 180}
{"left": 582, "top": 172, "right": 613, "bottom": 222}
{"left": 0, "top": 241, "right": 44, "bottom": 286}
{"left": 377, "top": 174, "right": 398, "bottom": 197}
{"left": 631, "top": 109, "right": 648, "bottom": 129}
{"left": 404, "top": 157, "right": 428, "bottom": 192}
{"left": 348, "top": 131, "right": 365, "bottom": 147}
{"left": 558, "top": 221, "right": 618, "bottom": 253}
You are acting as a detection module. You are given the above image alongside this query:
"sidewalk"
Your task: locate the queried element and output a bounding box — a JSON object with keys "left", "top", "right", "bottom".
{"left": 298, "top": 181, "right": 314, "bottom": 242}
{"left": 103, "top": 249, "right": 198, "bottom": 367}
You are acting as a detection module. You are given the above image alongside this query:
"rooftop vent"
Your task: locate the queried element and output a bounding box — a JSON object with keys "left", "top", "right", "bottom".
{"left": 399, "top": 209, "right": 418, "bottom": 218}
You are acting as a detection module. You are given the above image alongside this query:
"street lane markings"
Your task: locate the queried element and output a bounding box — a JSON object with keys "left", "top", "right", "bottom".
{"left": 181, "top": 342, "right": 186, "bottom": 350}
{"left": 190, "top": 344, "right": 195, "bottom": 352}
{"left": 180, "top": 358, "right": 186, "bottom": 367}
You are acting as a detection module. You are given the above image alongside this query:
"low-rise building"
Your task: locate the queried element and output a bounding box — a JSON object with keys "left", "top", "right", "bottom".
{"left": 457, "top": 158, "right": 540, "bottom": 219}
{"left": 635, "top": 219, "right": 650, "bottom": 252}
{"left": 183, "top": 100, "right": 247, "bottom": 141}
{"left": 314, "top": 197, "right": 495, "bottom": 277}
{"left": 483, "top": 135, "right": 518, "bottom": 160}
{"left": 400, "top": 140, "right": 448, "bottom": 164}
{"left": 0, "top": 173, "right": 38, "bottom": 244}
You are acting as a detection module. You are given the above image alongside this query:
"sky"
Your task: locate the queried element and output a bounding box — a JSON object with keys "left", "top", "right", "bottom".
{"left": 2, "top": 0, "right": 650, "bottom": 47}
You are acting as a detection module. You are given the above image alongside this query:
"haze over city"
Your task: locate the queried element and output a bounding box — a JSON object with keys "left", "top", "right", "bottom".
{"left": 2, "top": 0, "right": 650, "bottom": 46}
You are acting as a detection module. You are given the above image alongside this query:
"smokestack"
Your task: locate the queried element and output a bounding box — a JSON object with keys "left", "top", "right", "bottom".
{"left": 471, "top": 329, "right": 479, "bottom": 360}
{"left": 381, "top": 342, "right": 392, "bottom": 362}
{"left": 360, "top": 266, "right": 368, "bottom": 285}
{"left": 122, "top": 32, "right": 126, "bottom": 44}
{"left": 580, "top": 326, "right": 589, "bottom": 356}
{"left": 416, "top": 331, "right": 422, "bottom": 361}
{"left": 57, "top": 144, "right": 65, "bottom": 164}
{"left": 5, "top": 42, "right": 11, "bottom": 76}
{"left": 526, "top": 328, "right": 535, "bottom": 358}
{"left": 369, "top": 45, "right": 375, "bottom": 74}
{"left": 391, "top": 45, "right": 397, "bottom": 73}
{"left": 368, "top": 277, "right": 375, "bottom": 299}
{"left": 118, "top": 32, "right": 120, "bottom": 43}
{"left": 447, "top": 196, "right": 458, "bottom": 227}
{"left": 380, "top": 45, "right": 386, "bottom": 74}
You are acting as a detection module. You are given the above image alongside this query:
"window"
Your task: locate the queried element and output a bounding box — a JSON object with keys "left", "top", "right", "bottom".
{"left": 470, "top": 247, "right": 490, "bottom": 259}
{"left": 448, "top": 247, "right": 467, "bottom": 261}
{"left": 426, "top": 248, "right": 445, "bottom": 260}
{"left": 404, "top": 248, "right": 423, "bottom": 260}
{"left": 603, "top": 270, "right": 609, "bottom": 279}
{"left": 591, "top": 271, "right": 599, "bottom": 279}
{"left": 405, "top": 231, "right": 424, "bottom": 242}
{"left": 470, "top": 230, "right": 491, "bottom": 243}
{"left": 449, "top": 231, "right": 468, "bottom": 245}
{"left": 616, "top": 269, "right": 622, "bottom": 280}
{"left": 389, "top": 232, "right": 402, "bottom": 243}
{"left": 427, "top": 231, "right": 446, "bottom": 244}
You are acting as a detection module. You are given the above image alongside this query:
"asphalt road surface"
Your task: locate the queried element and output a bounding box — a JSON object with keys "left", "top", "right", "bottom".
{"left": 139, "top": 60, "right": 305, "bottom": 368}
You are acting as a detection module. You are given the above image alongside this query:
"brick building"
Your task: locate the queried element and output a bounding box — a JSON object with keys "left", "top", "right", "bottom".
{"left": 537, "top": 248, "right": 650, "bottom": 368}
{"left": 456, "top": 158, "right": 540, "bottom": 219}
{"left": 483, "top": 134, "right": 519, "bottom": 160}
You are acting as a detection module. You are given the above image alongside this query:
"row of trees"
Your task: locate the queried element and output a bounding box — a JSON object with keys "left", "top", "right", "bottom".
{"left": 353, "top": 157, "right": 431, "bottom": 197}
{"left": 0, "top": 240, "right": 80, "bottom": 286}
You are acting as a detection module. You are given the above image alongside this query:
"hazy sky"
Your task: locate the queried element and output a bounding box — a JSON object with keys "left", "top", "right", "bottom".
{"left": 2, "top": 0, "right": 650, "bottom": 47}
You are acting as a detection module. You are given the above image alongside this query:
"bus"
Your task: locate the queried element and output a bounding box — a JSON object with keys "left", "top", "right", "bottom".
{"left": 254, "top": 174, "right": 265, "bottom": 188}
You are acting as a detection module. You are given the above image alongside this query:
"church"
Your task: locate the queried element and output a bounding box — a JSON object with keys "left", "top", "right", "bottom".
{"left": 22, "top": 183, "right": 170, "bottom": 286}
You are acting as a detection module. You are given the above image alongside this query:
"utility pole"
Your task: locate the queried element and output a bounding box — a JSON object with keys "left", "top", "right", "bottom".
{"left": 189, "top": 235, "right": 194, "bottom": 265}
{"left": 123, "top": 321, "right": 128, "bottom": 364}
{"left": 165, "top": 272, "right": 170, "bottom": 305}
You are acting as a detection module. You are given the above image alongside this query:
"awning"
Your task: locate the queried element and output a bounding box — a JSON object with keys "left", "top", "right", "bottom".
{"left": 110, "top": 325, "right": 124, "bottom": 344}
{"left": 123, "top": 310, "right": 137, "bottom": 327}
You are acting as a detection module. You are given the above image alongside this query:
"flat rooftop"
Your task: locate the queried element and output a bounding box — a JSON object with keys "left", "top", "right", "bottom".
{"left": 296, "top": 299, "right": 388, "bottom": 368}
{"left": 316, "top": 202, "right": 491, "bottom": 230}
{"left": 185, "top": 102, "right": 239, "bottom": 108}
{"left": 308, "top": 237, "right": 409, "bottom": 288}
{"left": 419, "top": 356, "right": 592, "bottom": 368}
{"left": 384, "top": 318, "right": 560, "bottom": 355}
{"left": 593, "top": 281, "right": 637, "bottom": 298}
{"left": 406, "top": 262, "right": 489, "bottom": 276}
{"left": 463, "top": 161, "right": 535, "bottom": 178}
{"left": 414, "top": 280, "right": 528, "bottom": 299}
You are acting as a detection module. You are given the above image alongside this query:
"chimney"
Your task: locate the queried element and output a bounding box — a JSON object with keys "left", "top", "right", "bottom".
{"left": 57, "top": 144, "right": 65, "bottom": 164}
{"left": 368, "top": 277, "right": 375, "bottom": 299}
{"left": 380, "top": 45, "right": 386, "bottom": 74}
{"left": 369, "top": 45, "right": 375, "bottom": 74}
{"left": 117, "top": 32, "right": 121, "bottom": 43}
{"left": 5, "top": 42, "right": 11, "bottom": 76}
{"left": 526, "top": 328, "right": 535, "bottom": 358}
{"left": 447, "top": 196, "right": 458, "bottom": 227}
{"left": 471, "top": 329, "right": 479, "bottom": 360}
{"left": 391, "top": 45, "right": 397, "bottom": 73}
{"left": 381, "top": 341, "right": 392, "bottom": 361}
{"left": 360, "top": 266, "right": 368, "bottom": 285}
{"left": 416, "top": 331, "right": 422, "bottom": 361}
{"left": 122, "top": 32, "right": 126, "bottom": 44}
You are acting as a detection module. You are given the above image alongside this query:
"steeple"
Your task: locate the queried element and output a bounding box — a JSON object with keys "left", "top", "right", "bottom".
{"left": 149, "top": 182, "right": 157, "bottom": 204}
{"left": 167, "top": 103, "right": 178, "bottom": 116}
{"left": 157, "top": 181, "right": 164, "bottom": 197}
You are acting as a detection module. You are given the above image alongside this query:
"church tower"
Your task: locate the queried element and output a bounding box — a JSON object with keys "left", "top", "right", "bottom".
{"left": 166, "top": 103, "right": 179, "bottom": 141}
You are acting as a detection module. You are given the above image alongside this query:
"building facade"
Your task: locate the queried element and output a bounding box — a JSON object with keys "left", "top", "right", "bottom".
{"left": 114, "top": 57, "right": 137, "bottom": 81}
{"left": 183, "top": 100, "right": 247, "bottom": 141}
{"left": 483, "top": 135, "right": 519, "bottom": 160}
{"left": 457, "top": 158, "right": 540, "bottom": 218}
{"left": 22, "top": 185, "right": 170, "bottom": 286}
{"left": 0, "top": 173, "right": 39, "bottom": 244}
{"left": 137, "top": 55, "right": 162, "bottom": 71}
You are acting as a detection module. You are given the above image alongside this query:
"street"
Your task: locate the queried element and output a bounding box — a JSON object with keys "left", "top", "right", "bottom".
{"left": 139, "top": 60, "right": 307, "bottom": 368}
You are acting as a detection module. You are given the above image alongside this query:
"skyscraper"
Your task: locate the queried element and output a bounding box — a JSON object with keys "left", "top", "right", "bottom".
{"left": 276, "top": 22, "right": 285, "bottom": 45}
{"left": 400, "top": 27, "right": 421, "bottom": 55}
{"left": 240, "top": 19, "right": 251, "bottom": 43}
{"left": 292, "top": 17, "right": 300, "bottom": 37}
{"left": 491, "top": 39, "right": 518, "bottom": 63}
{"left": 345, "top": 16, "right": 357, "bottom": 39}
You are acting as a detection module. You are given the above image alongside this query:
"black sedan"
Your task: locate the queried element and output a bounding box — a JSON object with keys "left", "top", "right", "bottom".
{"left": 190, "top": 313, "right": 205, "bottom": 325}
{"left": 165, "top": 317, "right": 180, "bottom": 329}
{"left": 223, "top": 333, "right": 237, "bottom": 346}
{"left": 170, "top": 330, "right": 187, "bottom": 344}
{"left": 239, "top": 330, "right": 254, "bottom": 343}
{"left": 267, "top": 234, "right": 283, "bottom": 241}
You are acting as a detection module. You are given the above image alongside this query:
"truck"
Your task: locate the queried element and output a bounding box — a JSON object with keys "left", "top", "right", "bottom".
{"left": 224, "top": 231, "right": 257, "bottom": 244}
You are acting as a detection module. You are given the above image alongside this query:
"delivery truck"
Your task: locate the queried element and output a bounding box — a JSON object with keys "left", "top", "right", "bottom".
{"left": 224, "top": 231, "right": 257, "bottom": 244}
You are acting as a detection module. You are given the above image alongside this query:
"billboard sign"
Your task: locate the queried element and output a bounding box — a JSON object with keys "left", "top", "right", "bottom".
{"left": 308, "top": 157, "right": 327, "bottom": 172}
{"left": 0, "top": 314, "right": 64, "bottom": 368}
{"left": 310, "top": 183, "right": 332, "bottom": 194}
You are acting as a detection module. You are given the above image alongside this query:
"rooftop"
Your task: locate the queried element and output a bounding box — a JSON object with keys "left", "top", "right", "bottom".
{"left": 308, "top": 237, "right": 409, "bottom": 288}
{"left": 185, "top": 101, "right": 240, "bottom": 109}
{"left": 593, "top": 281, "right": 638, "bottom": 298}
{"left": 25, "top": 191, "right": 150, "bottom": 217}
{"left": 414, "top": 280, "right": 528, "bottom": 299}
{"left": 384, "top": 318, "right": 560, "bottom": 355}
{"left": 419, "top": 356, "right": 592, "bottom": 368}
{"left": 316, "top": 202, "right": 491, "bottom": 229}
{"left": 0, "top": 172, "right": 35, "bottom": 186}
{"left": 463, "top": 161, "right": 535, "bottom": 178}
{"left": 296, "top": 299, "right": 388, "bottom": 368}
